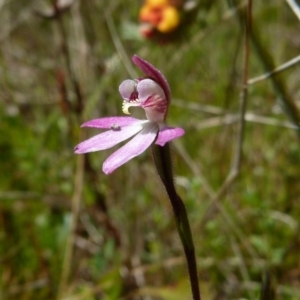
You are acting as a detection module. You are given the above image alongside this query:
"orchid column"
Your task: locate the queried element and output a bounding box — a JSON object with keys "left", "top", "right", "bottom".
{"left": 75, "top": 55, "right": 201, "bottom": 300}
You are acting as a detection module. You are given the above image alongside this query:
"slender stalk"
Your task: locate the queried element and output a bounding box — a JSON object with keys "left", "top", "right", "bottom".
{"left": 152, "top": 144, "right": 201, "bottom": 300}
{"left": 231, "top": 0, "right": 251, "bottom": 172}
{"left": 260, "top": 271, "right": 276, "bottom": 300}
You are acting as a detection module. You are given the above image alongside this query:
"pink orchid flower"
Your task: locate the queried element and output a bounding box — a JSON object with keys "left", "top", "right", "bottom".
{"left": 74, "top": 55, "right": 184, "bottom": 174}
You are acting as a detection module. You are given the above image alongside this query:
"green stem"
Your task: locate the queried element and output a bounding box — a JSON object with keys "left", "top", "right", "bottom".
{"left": 152, "top": 144, "right": 201, "bottom": 300}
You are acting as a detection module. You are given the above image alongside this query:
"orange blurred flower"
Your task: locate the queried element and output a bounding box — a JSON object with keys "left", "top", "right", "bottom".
{"left": 139, "top": 0, "right": 181, "bottom": 37}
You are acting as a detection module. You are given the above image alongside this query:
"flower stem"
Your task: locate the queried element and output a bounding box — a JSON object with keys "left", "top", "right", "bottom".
{"left": 152, "top": 144, "right": 201, "bottom": 300}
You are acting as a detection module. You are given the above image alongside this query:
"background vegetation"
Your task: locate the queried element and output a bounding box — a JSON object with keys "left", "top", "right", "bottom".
{"left": 1, "top": 0, "right": 300, "bottom": 299}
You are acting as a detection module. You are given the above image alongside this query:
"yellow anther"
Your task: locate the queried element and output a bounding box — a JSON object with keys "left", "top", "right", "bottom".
{"left": 122, "top": 100, "right": 140, "bottom": 115}
{"left": 122, "top": 102, "right": 131, "bottom": 115}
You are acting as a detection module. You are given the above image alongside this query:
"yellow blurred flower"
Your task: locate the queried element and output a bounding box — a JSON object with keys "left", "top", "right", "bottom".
{"left": 157, "top": 6, "right": 180, "bottom": 33}
{"left": 139, "top": 0, "right": 181, "bottom": 37}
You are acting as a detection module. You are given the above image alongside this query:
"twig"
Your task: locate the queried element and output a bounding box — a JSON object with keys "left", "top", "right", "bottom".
{"left": 192, "top": 113, "right": 299, "bottom": 130}
{"left": 56, "top": 152, "right": 85, "bottom": 299}
{"left": 244, "top": 113, "right": 299, "bottom": 129}
{"left": 231, "top": 0, "right": 251, "bottom": 174}
{"left": 54, "top": 1, "right": 84, "bottom": 115}
{"left": 199, "top": 0, "right": 252, "bottom": 231}
{"left": 285, "top": 0, "right": 300, "bottom": 21}
{"left": 235, "top": 0, "right": 300, "bottom": 137}
{"left": 248, "top": 54, "right": 300, "bottom": 85}
{"left": 105, "top": 13, "right": 137, "bottom": 79}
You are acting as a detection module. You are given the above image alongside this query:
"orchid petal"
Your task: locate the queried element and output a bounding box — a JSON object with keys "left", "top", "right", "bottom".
{"left": 137, "top": 79, "right": 167, "bottom": 122}
{"left": 132, "top": 55, "right": 171, "bottom": 103}
{"left": 137, "top": 79, "right": 165, "bottom": 103}
{"left": 81, "top": 117, "right": 141, "bottom": 129}
{"left": 103, "top": 122, "right": 158, "bottom": 174}
{"left": 74, "top": 122, "right": 145, "bottom": 153}
{"left": 119, "top": 79, "right": 137, "bottom": 101}
{"left": 155, "top": 126, "right": 185, "bottom": 146}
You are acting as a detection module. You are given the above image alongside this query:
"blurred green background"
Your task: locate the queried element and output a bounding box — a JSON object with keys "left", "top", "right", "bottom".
{"left": 1, "top": 0, "right": 300, "bottom": 299}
